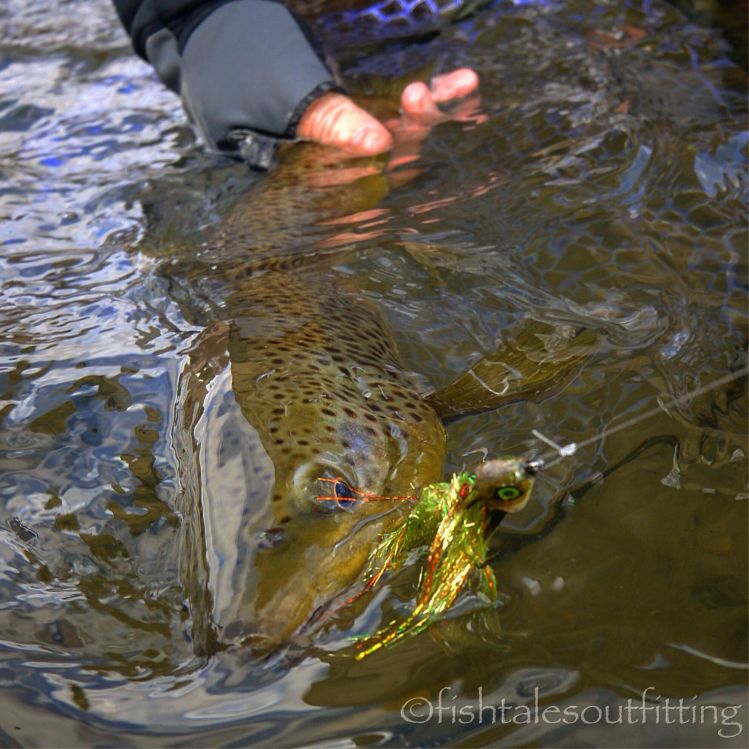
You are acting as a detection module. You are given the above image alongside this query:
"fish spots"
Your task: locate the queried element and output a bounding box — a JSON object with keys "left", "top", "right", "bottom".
{"left": 224, "top": 274, "right": 446, "bottom": 554}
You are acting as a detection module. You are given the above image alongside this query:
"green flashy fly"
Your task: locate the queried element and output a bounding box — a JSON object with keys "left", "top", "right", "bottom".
{"left": 353, "top": 457, "right": 536, "bottom": 659}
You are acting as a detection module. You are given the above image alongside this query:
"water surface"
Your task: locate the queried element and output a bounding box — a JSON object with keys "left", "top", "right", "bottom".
{"left": 0, "top": 0, "right": 746, "bottom": 746}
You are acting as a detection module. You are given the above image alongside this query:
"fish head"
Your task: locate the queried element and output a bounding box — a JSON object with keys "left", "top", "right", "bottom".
{"left": 214, "top": 290, "right": 448, "bottom": 650}
{"left": 240, "top": 368, "right": 447, "bottom": 649}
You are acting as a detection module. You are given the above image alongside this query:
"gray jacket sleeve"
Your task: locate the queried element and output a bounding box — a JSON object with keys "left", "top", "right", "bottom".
{"left": 128, "top": 1, "right": 341, "bottom": 166}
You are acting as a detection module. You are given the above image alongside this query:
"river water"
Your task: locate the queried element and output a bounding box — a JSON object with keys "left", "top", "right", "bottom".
{"left": 0, "top": 0, "right": 746, "bottom": 746}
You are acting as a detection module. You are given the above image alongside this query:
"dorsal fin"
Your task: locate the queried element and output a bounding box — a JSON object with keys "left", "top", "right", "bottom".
{"left": 425, "top": 322, "right": 600, "bottom": 423}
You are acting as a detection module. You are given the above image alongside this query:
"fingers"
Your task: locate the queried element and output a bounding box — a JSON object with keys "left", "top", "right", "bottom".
{"left": 386, "top": 68, "right": 481, "bottom": 169}
{"left": 296, "top": 68, "right": 481, "bottom": 157}
{"left": 297, "top": 92, "right": 394, "bottom": 156}
{"left": 400, "top": 81, "right": 443, "bottom": 124}
{"left": 429, "top": 68, "right": 480, "bottom": 103}
{"left": 400, "top": 68, "right": 481, "bottom": 125}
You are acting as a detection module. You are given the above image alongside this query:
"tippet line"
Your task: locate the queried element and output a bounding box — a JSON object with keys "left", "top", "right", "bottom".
{"left": 530, "top": 365, "right": 749, "bottom": 471}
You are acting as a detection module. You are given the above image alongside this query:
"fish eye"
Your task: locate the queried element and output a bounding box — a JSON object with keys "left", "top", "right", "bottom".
{"left": 314, "top": 476, "right": 358, "bottom": 511}
{"left": 334, "top": 481, "right": 354, "bottom": 499}
{"left": 333, "top": 481, "right": 356, "bottom": 509}
{"left": 496, "top": 485, "right": 521, "bottom": 501}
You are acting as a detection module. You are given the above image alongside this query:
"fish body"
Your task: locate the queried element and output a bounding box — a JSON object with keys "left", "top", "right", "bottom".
{"left": 168, "top": 145, "right": 592, "bottom": 655}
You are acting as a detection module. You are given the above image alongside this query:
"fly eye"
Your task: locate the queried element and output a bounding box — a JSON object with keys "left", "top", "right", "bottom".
{"left": 496, "top": 485, "right": 521, "bottom": 501}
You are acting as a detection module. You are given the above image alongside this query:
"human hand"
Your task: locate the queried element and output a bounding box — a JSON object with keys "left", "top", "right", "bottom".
{"left": 296, "top": 68, "right": 481, "bottom": 157}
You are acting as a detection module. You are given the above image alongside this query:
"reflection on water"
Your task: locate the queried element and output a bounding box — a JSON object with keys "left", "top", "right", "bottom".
{"left": 0, "top": 0, "right": 747, "bottom": 746}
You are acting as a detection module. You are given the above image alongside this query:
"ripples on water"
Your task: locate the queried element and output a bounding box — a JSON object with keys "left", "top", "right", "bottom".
{"left": 0, "top": 0, "right": 747, "bottom": 746}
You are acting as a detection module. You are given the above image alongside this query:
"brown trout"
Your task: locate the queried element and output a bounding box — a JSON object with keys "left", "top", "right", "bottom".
{"left": 167, "top": 144, "right": 594, "bottom": 655}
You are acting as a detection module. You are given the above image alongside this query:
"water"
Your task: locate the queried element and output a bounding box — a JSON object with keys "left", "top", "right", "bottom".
{"left": 0, "top": 0, "right": 747, "bottom": 746}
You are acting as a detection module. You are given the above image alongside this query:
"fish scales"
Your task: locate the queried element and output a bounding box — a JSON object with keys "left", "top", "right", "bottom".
{"left": 169, "top": 144, "right": 591, "bottom": 654}
{"left": 228, "top": 272, "right": 446, "bottom": 644}
{"left": 225, "top": 271, "right": 445, "bottom": 521}
{"left": 172, "top": 207, "right": 447, "bottom": 652}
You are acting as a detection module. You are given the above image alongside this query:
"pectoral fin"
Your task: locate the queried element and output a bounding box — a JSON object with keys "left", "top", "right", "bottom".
{"left": 425, "top": 322, "right": 599, "bottom": 422}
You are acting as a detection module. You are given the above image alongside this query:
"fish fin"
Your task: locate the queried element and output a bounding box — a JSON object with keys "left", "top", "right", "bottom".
{"left": 425, "top": 321, "right": 600, "bottom": 422}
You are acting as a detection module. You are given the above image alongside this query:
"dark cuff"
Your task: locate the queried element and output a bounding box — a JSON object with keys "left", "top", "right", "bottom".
{"left": 178, "top": 0, "right": 341, "bottom": 159}
{"left": 222, "top": 80, "right": 340, "bottom": 169}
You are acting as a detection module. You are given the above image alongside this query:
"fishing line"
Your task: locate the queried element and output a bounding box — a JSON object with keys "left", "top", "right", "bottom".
{"left": 529, "top": 364, "right": 749, "bottom": 472}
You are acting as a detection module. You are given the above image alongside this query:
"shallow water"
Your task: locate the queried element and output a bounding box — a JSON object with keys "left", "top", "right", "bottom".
{"left": 0, "top": 0, "right": 747, "bottom": 746}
